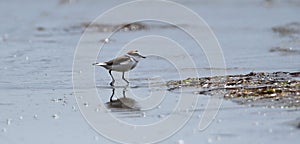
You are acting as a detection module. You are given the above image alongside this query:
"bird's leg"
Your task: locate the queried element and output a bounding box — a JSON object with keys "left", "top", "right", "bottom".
{"left": 122, "top": 72, "right": 129, "bottom": 85}
{"left": 109, "top": 70, "right": 115, "bottom": 86}
{"left": 122, "top": 87, "right": 127, "bottom": 98}
{"left": 110, "top": 88, "right": 115, "bottom": 102}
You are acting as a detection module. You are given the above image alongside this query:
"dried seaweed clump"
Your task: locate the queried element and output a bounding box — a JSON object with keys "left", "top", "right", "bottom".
{"left": 272, "top": 22, "right": 300, "bottom": 36}
{"left": 80, "top": 22, "right": 148, "bottom": 32}
{"left": 167, "top": 72, "right": 300, "bottom": 108}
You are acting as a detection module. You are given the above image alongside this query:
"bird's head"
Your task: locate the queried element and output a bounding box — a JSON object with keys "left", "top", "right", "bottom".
{"left": 127, "top": 50, "right": 146, "bottom": 59}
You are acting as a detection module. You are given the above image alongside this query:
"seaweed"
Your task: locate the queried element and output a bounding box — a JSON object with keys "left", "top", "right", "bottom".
{"left": 167, "top": 72, "right": 300, "bottom": 108}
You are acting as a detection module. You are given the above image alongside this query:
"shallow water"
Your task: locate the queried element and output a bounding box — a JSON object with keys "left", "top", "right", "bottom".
{"left": 1, "top": 0, "right": 300, "bottom": 144}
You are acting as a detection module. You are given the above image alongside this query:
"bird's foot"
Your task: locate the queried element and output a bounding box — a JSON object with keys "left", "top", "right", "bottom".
{"left": 110, "top": 81, "right": 115, "bottom": 87}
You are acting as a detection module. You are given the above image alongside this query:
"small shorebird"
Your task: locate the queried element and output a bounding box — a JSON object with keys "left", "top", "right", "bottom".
{"left": 93, "top": 50, "right": 146, "bottom": 86}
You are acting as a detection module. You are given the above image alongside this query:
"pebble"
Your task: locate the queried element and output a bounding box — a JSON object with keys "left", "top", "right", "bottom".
{"left": 141, "top": 112, "right": 146, "bottom": 117}
{"left": 33, "top": 114, "right": 38, "bottom": 120}
{"left": 2, "top": 128, "right": 7, "bottom": 132}
{"left": 6, "top": 119, "right": 12, "bottom": 125}
{"left": 72, "top": 105, "right": 77, "bottom": 111}
{"left": 177, "top": 139, "right": 184, "bottom": 144}
{"left": 83, "top": 102, "right": 89, "bottom": 107}
{"left": 52, "top": 114, "right": 59, "bottom": 119}
{"left": 104, "top": 38, "right": 110, "bottom": 43}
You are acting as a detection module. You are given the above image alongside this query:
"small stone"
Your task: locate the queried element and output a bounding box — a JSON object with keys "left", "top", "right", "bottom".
{"left": 177, "top": 139, "right": 184, "bottom": 144}
{"left": 36, "top": 26, "right": 45, "bottom": 31}
{"left": 297, "top": 122, "right": 300, "bottom": 129}
{"left": 2, "top": 128, "right": 7, "bottom": 132}
{"left": 72, "top": 105, "right": 77, "bottom": 111}
{"left": 51, "top": 98, "right": 59, "bottom": 102}
{"left": 33, "top": 114, "right": 38, "bottom": 119}
{"left": 6, "top": 119, "right": 12, "bottom": 125}
{"left": 83, "top": 102, "right": 89, "bottom": 107}
{"left": 141, "top": 112, "right": 146, "bottom": 117}
{"left": 52, "top": 114, "right": 59, "bottom": 119}
{"left": 104, "top": 38, "right": 110, "bottom": 43}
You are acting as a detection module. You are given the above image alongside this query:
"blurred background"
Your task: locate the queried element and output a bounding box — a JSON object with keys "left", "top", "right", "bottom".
{"left": 0, "top": 0, "right": 299, "bottom": 144}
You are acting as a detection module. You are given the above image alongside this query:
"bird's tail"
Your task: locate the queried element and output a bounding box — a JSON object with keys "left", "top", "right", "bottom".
{"left": 92, "top": 62, "right": 107, "bottom": 66}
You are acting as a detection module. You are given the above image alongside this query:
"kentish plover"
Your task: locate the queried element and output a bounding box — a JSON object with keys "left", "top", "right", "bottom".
{"left": 93, "top": 50, "right": 146, "bottom": 86}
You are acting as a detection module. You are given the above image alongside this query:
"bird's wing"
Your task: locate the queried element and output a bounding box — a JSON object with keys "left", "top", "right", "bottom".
{"left": 105, "top": 55, "right": 131, "bottom": 65}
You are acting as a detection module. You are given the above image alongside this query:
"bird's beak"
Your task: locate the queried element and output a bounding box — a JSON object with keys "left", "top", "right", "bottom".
{"left": 138, "top": 54, "right": 146, "bottom": 59}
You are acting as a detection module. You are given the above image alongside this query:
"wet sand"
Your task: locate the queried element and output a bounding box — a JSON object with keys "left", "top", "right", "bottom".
{"left": 1, "top": 0, "right": 300, "bottom": 144}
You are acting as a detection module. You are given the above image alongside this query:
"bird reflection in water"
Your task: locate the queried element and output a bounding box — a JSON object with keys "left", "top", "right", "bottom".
{"left": 106, "top": 87, "right": 140, "bottom": 111}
